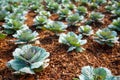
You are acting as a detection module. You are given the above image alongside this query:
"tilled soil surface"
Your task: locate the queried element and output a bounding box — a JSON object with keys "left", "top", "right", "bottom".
{"left": 0, "top": 5, "right": 120, "bottom": 80}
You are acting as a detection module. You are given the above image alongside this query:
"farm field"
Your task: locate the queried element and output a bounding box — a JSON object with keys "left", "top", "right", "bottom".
{"left": 0, "top": 0, "right": 120, "bottom": 80}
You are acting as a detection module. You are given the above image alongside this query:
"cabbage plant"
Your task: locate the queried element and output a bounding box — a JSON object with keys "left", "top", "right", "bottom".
{"left": 47, "top": 2, "right": 59, "bottom": 13}
{"left": 33, "top": 15, "right": 48, "bottom": 29}
{"left": 93, "top": 28, "right": 119, "bottom": 46}
{"left": 66, "top": 13, "right": 84, "bottom": 26}
{"left": 105, "top": 3, "right": 115, "bottom": 12}
{"left": 13, "top": 29, "right": 39, "bottom": 44}
{"left": 3, "top": 20, "right": 28, "bottom": 34}
{"left": 35, "top": 5, "right": 44, "bottom": 14}
{"left": 111, "top": 2, "right": 120, "bottom": 17}
{"left": 59, "top": 32, "right": 87, "bottom": 52}
{"left": 64, "top": 3, "right": 76, "bottom": 10}
{"left": 89, "top": 12, "right": 104, "bottom": 22}
{"left": 89, "top": 3, "right": 99, "bottom": 10}
{"left": 44, "top": 21, "right": 67, "bottom": 34}
{"left": 112, "top": 9, "right": 120, "bottom": 17}
{"left": 105, "top": 6, "right": 114, "bottom": 12}
{"left": 86, "top": 12, "right": 104, "bottom": 24}
{"left": 4, "top": 3, "right": 16, "bottom": 13}
{"left": 29, "top": 2, "right": 40, "bottom": 11}
{"left": 5, "top": 11, "right": 27, "bottom": 23}
{"left": 57, "top": 8, "right": 72, "bottom": 20}
{"left": 108, "top": 18, "right": 120, "bottom": 31}
{"left": 4, "top": 1, "right": 20, "bottom": 13}
{"left": 39, "top": 11, "right": 51, "bottom": 18}
{"left": 78, "top": 66, "right": 118, "bottom": 80}
{"left": 75, "top": 6, "right": 87, "bottom": 15}
{"left": 78, "top": 25, "right": 93, "bottom": 36}
{"left": 7, "top": 45, "right": 50, "bottom": 74}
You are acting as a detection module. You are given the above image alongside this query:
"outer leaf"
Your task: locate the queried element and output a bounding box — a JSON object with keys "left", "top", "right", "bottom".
{"left": 79, "top": 74, "right": 91, "bottom": 80}
{"left": 94, "top": 68, "right": 107, "bottom": 80}
{"left": 79, "top": 40, "right": 87, "bottom": 45}
{"left": 59, "top": 33, "right": 67, "bottom": 44}
{"left": 7, "top": 59, "right": 28, "bottom": 71}
{"left": 67, "top": 46, "right": 76, "bottom": 52}
{"left": 31, "top": 61, "right": 43, "bottom": 69}
{"left": 80, "top": 66, "right": 94, "bottom": 80}
{"left": 19, "top": 67, "right": 35, "bottom": 74}
{"left": 76, "top": 47, "right": 85, "bottom": 52}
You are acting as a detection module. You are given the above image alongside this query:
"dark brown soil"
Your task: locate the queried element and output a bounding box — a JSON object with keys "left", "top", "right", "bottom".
{"left": 0, "top": 4, "right": 120, "bottom": 80}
